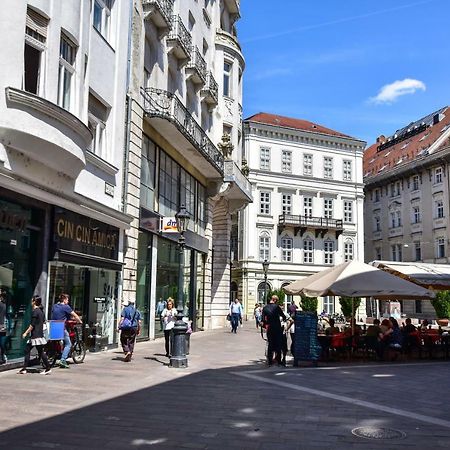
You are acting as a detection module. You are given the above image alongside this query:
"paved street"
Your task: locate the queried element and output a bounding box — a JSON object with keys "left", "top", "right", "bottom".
{"left": 1, "top": 323, "right": 450, "bottom": 449}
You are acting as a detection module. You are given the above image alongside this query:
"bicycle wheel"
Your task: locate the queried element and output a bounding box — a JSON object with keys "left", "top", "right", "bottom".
{"left": 72, "top": 341, "right": 86, "bottom": 364}
{"left": 45, "top": 342, "right": 58, "bottom": 368}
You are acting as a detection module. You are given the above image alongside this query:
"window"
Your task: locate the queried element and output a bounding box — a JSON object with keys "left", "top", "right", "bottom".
{"left": 282, "top": 193, "right": 292, "bottom": 215}
{"left": 140, "top": 135, "right": 156, "bottom": 210}
{"left": 436, "top": 200, "right": 444, "bottom": 219}
{"left": 396, "top": 211, "right": 402, "bottom": 227}
{"left": 435, "top": 167, "right": 443, "bottom": 184}
{"left": 412, "top": 175, "right": 420, "bottom": 191}
{"left": 93, "top": 0, "right": 112, "bottom": 40}
{"left": 344, "top": 241, "right": 354, "bottom": 262}
{"left": 415, "top": 300, "right": 422, "bottom": 314}
{"left": 88, "top": 93, "right": 109, "bottom": 159}
{"left": 374, "top": 216, "right": 381, "bottom": 232}
{"left": 343, "top": 160, "right": 352, "bottom": 181}
{"left": 324, "top": 240, "right": 334, "bottom": 264}
{"left": 324, "top": 198, "right": 333, "bottom": 219}
{"left": 323, "top": 157, "right": 333, "bottom": 178}
{"left": 374, "top": 188, "right": 381, "bottom": 203}
{"left": 260, "top": 148, "right": 270, "bottom": 170}
{"left": 413, "top": 206, "right": 421, "bottom": 224}
{"left": 58, "top": 33, "right": 76, "bottom": 110}
{"left": 303, "top": 154, "right": 313, "bottom": 175}
{"left": 303, "top": 239, "right": 314, "bottom": 263}
{"left": 259, "top": 191, "right": 270, "bottom": 215}
{"left": 343, "top": 201, "right": 353, "bottom": 223}
{"left": 223, "top": 61, "right": 232, "bottom": 97}
{"left": 437, "top": 237, "right": 445, "bottom": 258}
{"left": 391, "top": 244, "right": 402, "bottom": 261}
{"left": 281, "top": 236, "right": 293, "bottom": 262}
{"left": 258, "top": 281, "right": 271, "bottom": 304}
{"left": 24, "top": 8, "right": 48, "bottom": 95}
{"left": 414, "top": 242, "right": 422, "bottom": 261}
{"left": 303, "top": 197, "right": 313, "bottom": 217}
{"left": 323, "top": 296, "right": 334, "bottom": 315}
{"left": 281, "top": 150, "right": 292, "bottom": 173}
{"left": 390, "top": 210, "right": 401, "bottom": 227}
{"left": 259, "top": 233, "right": 270, "bottom": 261}
{"left": 375, "top": 247, "right": 382, "bottom": 260}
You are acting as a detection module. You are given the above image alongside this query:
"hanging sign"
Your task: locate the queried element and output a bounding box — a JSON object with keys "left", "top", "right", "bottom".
{"left": 161, "top": 217, "right": 178, "bottom": 233}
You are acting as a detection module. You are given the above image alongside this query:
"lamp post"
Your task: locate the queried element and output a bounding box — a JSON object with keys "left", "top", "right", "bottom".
{"left": 170, "top": 204, "right": 190, "bottom": 368}
{"left": 262, "top": 259, "right": 269, "bottom": 303}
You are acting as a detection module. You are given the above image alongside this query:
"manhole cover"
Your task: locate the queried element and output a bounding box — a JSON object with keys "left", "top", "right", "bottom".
{"left": 352, "top": 427, "right": 406, "bottom": 440}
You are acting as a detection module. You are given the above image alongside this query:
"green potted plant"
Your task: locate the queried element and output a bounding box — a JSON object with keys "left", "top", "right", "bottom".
{"left": 300, "top": 296, "right": 318, "bottom": 313}
{"left": 431, "top": 290, "right": 450, "bottom": 326}
{"left": 339, "top": 296, "right": 361, "bottom": 321}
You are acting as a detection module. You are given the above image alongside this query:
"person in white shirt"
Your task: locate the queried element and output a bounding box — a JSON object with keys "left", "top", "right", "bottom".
{"left": 161, "top": 298, "right": 177, "bottom": 357}
{"left": 229, "top": 298, "right": 243, "bottom": 333}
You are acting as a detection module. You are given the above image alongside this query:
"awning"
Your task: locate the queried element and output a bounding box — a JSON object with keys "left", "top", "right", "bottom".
{"left": 369, "top": 261, "right": 450, "bottom": 290}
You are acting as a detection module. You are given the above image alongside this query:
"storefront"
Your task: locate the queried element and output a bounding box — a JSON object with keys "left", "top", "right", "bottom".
{"left": 48, "top": 208, "right": 122, "bottom": 351}
{"left": 0, "top": 192, "right": 46, "bottom": 360}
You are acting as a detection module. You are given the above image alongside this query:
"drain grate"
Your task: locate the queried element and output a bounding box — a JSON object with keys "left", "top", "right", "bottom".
{"left": 352, "top": 427, "right": 406, "bottom": 440}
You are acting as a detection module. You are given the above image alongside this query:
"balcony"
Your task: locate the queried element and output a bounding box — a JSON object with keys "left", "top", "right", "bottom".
{"left": 167, "top": 15, "right": 191, "bottom": 67}
{"left": 200, "top": 71, "right": 218, "bottom": 107}
{"left": 141, "top": 88, "right": 224, "bottom": 177}
{"left": 2, "top": 87, "right": 89, "bottom": 179}
{"left": 185, "top": 46, "right": 206, "bottom": 85}
{"left": 142, "top": 0, "right": 173, "bottom": 38}
{"left": 222, "top": 160, "right": 253, "bottom": 212}
{"left": 278, "top": 214, "right": 344, "bottom": 238}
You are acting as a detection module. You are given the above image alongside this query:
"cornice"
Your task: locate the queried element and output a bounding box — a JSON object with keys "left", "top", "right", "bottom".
{"left": 215, "top": 29, "right": 245, "bottom": 68}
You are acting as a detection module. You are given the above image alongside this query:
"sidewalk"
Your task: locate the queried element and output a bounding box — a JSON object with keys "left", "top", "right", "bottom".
{"left": 1, "top": 322, "right": 450, "bottom": 449}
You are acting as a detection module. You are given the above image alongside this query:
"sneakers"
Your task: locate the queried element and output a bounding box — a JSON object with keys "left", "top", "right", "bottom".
{"left": 40, "top": 369, "right": 52, "bottom": 375}
{"left": 59, "top": 360, "right": 69, "bottom": 368}
{"left": 17, "top": 369, "right": 27, "bottom": 374}
{"left": 124, "top": 352, "right": 132, "bottom": 362}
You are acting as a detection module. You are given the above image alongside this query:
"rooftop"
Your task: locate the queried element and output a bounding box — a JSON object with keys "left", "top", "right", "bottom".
{"left": 363, "top": 106, "right": 450, "bottom": 180}
{"left": 244, "top": 112, "right": 354, "bottom": 139}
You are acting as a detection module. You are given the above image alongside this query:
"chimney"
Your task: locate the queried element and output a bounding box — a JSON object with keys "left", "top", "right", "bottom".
{"left": 376, "top": 135, "right": 386, "bottom": 144}
{"left": 433, "top": 113, "right": 444, "bottom": 125}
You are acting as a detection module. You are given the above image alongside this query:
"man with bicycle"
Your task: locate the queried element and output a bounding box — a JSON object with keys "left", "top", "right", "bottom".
{"left": 51, "top": 293, "right": 82, "bottom": 368}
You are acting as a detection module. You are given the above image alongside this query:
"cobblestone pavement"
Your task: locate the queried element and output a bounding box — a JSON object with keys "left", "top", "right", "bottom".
{"left": 1, "top": 323, "right": 450, "bottom": 449}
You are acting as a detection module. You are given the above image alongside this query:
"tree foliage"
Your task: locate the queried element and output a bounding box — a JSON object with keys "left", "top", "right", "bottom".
{"left": 266, "top": 288, "right": 285, "bottom": 305}
{"left": 431, "top": 290, "right": 450, "bottom": 319}
{"left": 300, "top": 296, "right": 318, "bottom": 312}
{"left": 339, "top": 296, "right": 361, "bottom": 319}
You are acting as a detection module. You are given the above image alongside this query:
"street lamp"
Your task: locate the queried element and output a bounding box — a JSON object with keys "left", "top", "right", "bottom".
{"left": 262, "top": 259, "right": 270, "bottom": 304}
{"left": 170, "top": 204, "right": 190, "bottom": 368}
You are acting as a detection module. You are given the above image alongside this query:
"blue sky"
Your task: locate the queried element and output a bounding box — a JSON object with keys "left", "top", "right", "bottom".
{"left": 238, "top": 0, "right": 450, "bottom": 144}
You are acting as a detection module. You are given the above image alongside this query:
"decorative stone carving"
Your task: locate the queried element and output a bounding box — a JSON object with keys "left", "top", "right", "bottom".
{"left": 218, "top": 133, "right": 234, "bottom": 159}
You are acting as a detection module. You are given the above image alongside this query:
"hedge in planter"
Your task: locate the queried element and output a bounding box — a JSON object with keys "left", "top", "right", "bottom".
{"left": 431, "top": 290, "right": 450, "bottom": 320}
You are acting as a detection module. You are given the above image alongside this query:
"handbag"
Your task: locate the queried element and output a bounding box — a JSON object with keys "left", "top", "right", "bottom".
{"left": 120, "top": 308, "right": 137, "bottom": 330}
{"left": 226, "top": 313, "right": 231, "bottom": 321}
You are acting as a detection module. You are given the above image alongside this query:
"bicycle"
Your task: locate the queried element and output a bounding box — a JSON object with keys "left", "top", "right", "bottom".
{"left": 45, "top": 320, "right": 86, "bottom": 367}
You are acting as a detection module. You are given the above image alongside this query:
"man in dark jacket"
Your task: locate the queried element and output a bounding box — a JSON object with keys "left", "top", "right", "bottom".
{"left": 262, "top": 295, "right": 287, "bottom": 366}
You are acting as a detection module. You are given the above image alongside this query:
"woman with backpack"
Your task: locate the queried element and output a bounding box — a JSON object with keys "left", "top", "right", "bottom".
{"left": 119, "top": 299, "right": 142, "bottom": 362}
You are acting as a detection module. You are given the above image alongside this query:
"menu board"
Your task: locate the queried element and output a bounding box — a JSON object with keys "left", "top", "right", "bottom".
{"left": 293, "top": 311, "right": 321, "bottom": 365}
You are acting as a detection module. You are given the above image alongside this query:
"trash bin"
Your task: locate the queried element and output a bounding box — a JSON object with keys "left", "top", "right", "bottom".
{"left": 48, "top": 320, "right": 65, "bottom": 340}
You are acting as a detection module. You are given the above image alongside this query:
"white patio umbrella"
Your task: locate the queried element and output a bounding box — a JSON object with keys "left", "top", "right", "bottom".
{"left": 283, "top": 260, "right": 435, "bottom": 299}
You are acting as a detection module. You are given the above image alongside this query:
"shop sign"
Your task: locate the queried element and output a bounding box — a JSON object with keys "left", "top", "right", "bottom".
{"left": 54, "top": 208, "right": 120, "bottom": 260}
{"left": 93, "top": 297, "right": 107, "bottom": 303}
{"left": 161, "top": 217, "right": 178, "bottom": 233}
{"left": 0, "top": 208, "right": 28, "bottom": 232}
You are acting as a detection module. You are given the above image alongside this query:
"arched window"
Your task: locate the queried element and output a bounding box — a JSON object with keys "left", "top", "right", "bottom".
{"left": 344, "top": 239, "right": 354, "bottom": 262}
{"left": 257, "top": 281, "right": 271, "bottom": 304}
{"left": 259, "top": 231, "right": 270, "bottom": 261}
{"left": 281, "top": 235, "right": 293, "bottom": 262}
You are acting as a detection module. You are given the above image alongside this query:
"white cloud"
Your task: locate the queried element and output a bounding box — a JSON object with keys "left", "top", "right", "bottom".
{"left": 370, "top": 78, "right": 426, "bottom": 104}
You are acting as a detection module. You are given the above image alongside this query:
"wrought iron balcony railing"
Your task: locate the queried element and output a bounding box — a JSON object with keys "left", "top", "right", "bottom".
{"left": 278, "top": 214, "right": 344, "bottom": 238}
{"left": 167, "top": 15, "right": 192, "bottom": 64}
{"left": 141, "top": 88, "right": 224, "bottom": 174}
{"left": 200, "top": 71, "right": 218, "bottom": 106}
{"left": 186, "top": 46, "right": 207, "bottom": 85}
{"left": 142, "top": 0, "right": 174, "bottom": 33}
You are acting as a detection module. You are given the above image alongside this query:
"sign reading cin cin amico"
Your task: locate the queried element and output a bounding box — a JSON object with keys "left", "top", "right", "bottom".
{"left": 161, "top": 217, "right": 178, "bottom": 233}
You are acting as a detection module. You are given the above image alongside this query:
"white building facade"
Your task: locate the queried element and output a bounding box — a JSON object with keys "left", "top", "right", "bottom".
{"left": 122, "top": 0, "right": 251, "bottom": 339}
{"left": 236, "top": 113, "right": 366, "bottom": 317}
{"left": 0, "top": 0, "right": 132, "bottom": 360}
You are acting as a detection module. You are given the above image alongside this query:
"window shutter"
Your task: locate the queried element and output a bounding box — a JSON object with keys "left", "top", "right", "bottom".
{"left": 26, "top": 8, "right": 48, "bottom": 40}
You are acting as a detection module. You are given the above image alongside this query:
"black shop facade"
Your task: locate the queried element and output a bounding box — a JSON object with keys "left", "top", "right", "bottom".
{"left": 49, "top": 207, "right": 122, "bottom": 352}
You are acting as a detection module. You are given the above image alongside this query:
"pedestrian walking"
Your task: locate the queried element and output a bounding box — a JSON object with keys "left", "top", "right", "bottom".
{"left": 161, "top": 298, "right": 177, "bottom": 357}
{"left": 262, "top": 295, "right": 287, "bottom": 366}
{"left": 156, "top": 298, "right": 166, "bottom": 331}
{"left": 0, "top": 293, "right": 7, "bottom": 364}
{"left": 18, "top": 296, "right": 51, "bottom": 375}
{"left": 254, "top": 303, "right": 262, "bottom": 329}
{"left": 118, "top": 299, "right": 142, "bottom": 362}
{"left": 229, "top": 298, "right": 243, "bottom": 333}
